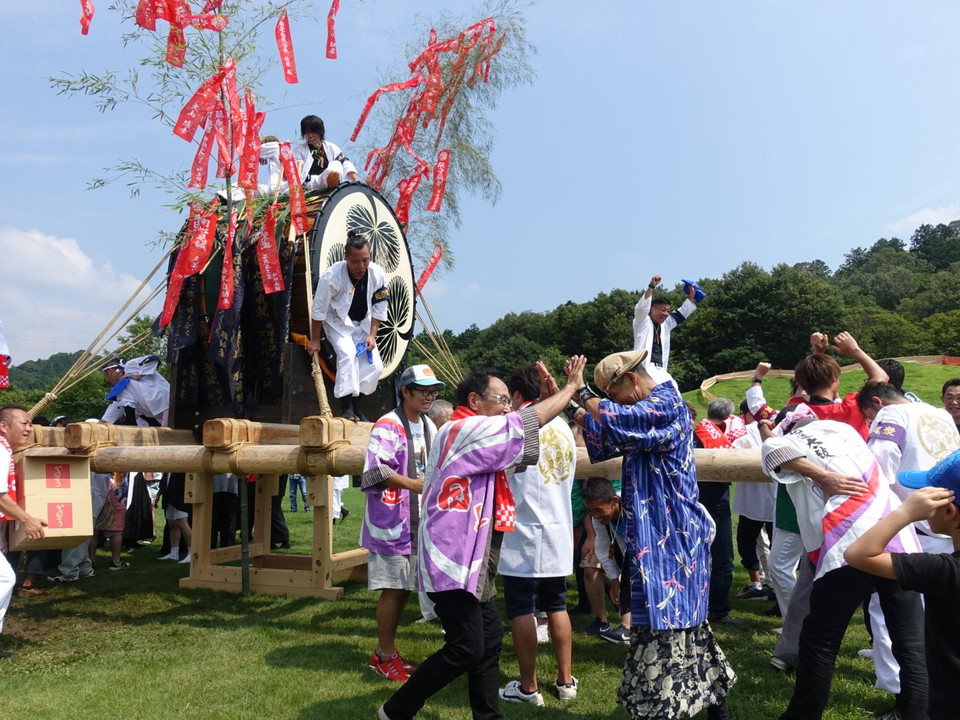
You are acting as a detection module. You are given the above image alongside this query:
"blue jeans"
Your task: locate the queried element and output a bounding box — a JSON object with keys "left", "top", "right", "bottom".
{"left": 58, "top": 539, "right": 94, "bottom": 579}
{"left": 288, "top": 474, "right": 307, "bottom": 512}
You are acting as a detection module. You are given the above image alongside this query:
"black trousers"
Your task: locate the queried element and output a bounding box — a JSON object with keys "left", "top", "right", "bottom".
{"left": 781, "top": 565, "right": 927, "bottom": 720}
{"left": 385, "top": 590, "right": 504, "bottom": 720}
{"left": 736, "top": 516, "right": 773, "bottom": 572}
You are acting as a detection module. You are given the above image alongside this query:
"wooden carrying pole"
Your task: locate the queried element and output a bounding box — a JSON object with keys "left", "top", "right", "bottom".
{"left": 19, "top": 419, "right": 770, "bottom": 600}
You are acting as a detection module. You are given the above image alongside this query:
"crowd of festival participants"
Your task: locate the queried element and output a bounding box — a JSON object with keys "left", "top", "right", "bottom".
{"left": 4, "top": 128, "right": 960, "bottom": 719}
{"left": 355, "top": 270, "right": 960, "bottom": 720}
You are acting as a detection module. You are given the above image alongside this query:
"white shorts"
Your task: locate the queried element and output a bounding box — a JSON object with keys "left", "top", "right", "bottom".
{"left": 165, "top": 507, "right": 188, "bottom": 521}
{"left": 367, "top": 552, "right": 417, "bottom": 592}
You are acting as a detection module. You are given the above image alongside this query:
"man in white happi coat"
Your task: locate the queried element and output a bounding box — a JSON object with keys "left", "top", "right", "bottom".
{"left": 307, "top": 231, "right": 389, "bottom": 420}
{"left": 632, "top": 274, "right": 697, "bottom": 372}
{"left": 497, "top": 364, "right": 578, "bottom": 705}
{"left": 293, "top": 114, "right": 359, "bottom": 190}
{"left": 100, "top": 355, "right": 170, "bottom": 427}
{"left": 856, "top": 380, "right": 960, "bottom": 712}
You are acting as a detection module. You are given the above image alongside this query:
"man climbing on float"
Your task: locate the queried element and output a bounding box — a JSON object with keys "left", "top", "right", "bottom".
{"left": 307, "top": 230, "right": 389, "bottom": 421}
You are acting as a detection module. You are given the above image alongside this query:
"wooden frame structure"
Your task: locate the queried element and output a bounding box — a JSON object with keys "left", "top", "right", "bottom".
{"left": 16, "top": 418, "right": 769, "bottom": 599}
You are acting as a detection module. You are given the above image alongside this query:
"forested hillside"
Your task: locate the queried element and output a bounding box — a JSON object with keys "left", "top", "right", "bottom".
{"left": 6, "top": 221, "right": 960, "bottom": 418}
{"left": 413, "top": 221, "right": 960, "bottom": 391}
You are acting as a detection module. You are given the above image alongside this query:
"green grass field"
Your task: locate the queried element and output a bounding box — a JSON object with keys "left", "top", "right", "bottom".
{"left": 3, "top": 482, "right": 896, "bottom": 720}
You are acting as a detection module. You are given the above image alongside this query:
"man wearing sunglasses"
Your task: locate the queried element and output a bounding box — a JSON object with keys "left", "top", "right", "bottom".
{"left": 379, "top": 357, "right": 586, "bottom": 720}
{"left": 362, "top": 364, "right": 444, "bottom": 683}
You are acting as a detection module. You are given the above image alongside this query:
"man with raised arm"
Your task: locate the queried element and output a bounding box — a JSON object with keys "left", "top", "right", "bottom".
{"left": 632, "top": 274, "right": 697, "bottom": 372}
{"left": 378, "top": 356, "right": 586, "bottom": 720}
{"left": 791, "top": 331, "right": 888, "bottom": 438}
{"left": 497, "top": 364, "right": 579, "bottom": 706}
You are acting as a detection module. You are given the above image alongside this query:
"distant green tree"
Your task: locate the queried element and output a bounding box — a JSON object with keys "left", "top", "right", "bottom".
{"left": 909, "top": 222, "right": 960, "bottom": 271}
{"left": 921, "top": 310, "right": 960, "bottom": 356}
{"left": 45, "top": 374, "right": 111, "bottom": 424}
{"left": 0, "top": 388, "right": 44, "bottom": 413}
{"left": 896, "top": 264, "right": 960, "bottom": 321}
{"left": 834, "top": 239, "right": 930, "bottom": 311}
{"left": 552, "top": 290, "right": 638, "bottom": 361}
{"left": 792, "top": 259, "right": 832, "bottom": 278}
{"left": 843, "top": 306, "right": 928, "bottom": 359}
{"left": 116, "top": 315, "right": 169, "bottom": 378}
{"left": 680, "top": 262, "right": 844, "bottom": 375}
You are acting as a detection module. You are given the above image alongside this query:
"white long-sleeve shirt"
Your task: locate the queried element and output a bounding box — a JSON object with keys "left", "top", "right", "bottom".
{"left": 632, "top": 296, "right": 696, "bottom": 371}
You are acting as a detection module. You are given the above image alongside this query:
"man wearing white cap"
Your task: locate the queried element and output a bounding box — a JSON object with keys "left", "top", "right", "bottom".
{"left": 361, "top": 364, "right": 444, "bottom": 683}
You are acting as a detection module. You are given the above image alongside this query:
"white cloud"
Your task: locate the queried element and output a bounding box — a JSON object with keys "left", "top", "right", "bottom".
{"left": 0, "top": 227, "right": 158, "bottom": 363}
{"left": 883, "top": 202, "right": 960, "bottom": 239}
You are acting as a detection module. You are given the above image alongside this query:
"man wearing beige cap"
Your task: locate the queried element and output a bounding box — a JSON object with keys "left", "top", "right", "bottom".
{"left": 575, "top": 350, "right": 736, "bottom": 720}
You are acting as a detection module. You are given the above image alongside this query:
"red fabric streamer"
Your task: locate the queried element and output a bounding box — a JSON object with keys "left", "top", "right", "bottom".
{"left": 326, "top": 0, "right": 340, "bottom": 59}
{"left": 218, "top": 210, "right": 238, "bottom": 310}
{"left": 188, "top": 14, "right": 228, "bottom": 31}
{"left": 166, "top": 23, "right": 187, "bottom": 67}
{"left": 201, "top": 0, "right": 224, "bottom": 11}
{"left": 134, "top": 0, "right": 157, "bottom": 31}
{"left": 237, "top": 90, "right": 265, "bottom": 190}
{"left": 210, "top": 99, "right": 234, "bottom": 178}
{"left": 257, "top": 204, "right": 285, "bottom": 294}
{"left": 168, "top": 0, "right": 192, "bottom": 27}
{"left": 188, "top": 121, "right": 216, "bottom": 189}
{"left": 393, "top": 165, "right": 428, "bottom": 225}
{"left": 185, "top": 200, "right": 219, "bottom": 276}
{"left": 416, "top": 244, "right": 443, "bottom": 293}
{"left": 275, "top": 9, "right": 299, "bottom": 84}
{"left": 354, "top": 17, "right": 501, "bottom": 209}
{"left": 159, "top": 199, "right": 219, "bottom": 328}
{"left": 350, "top": 76, "right": 421, "bottom": 143}
{"left": 222, "top": 61, "right": 241, "bottom": 128}
{"left": 173, "top": 59, "right": 232, "bottom": 141}
{"left": 80, "top": 0, "right": 95, "bottom": 35}
{"left": 0, "top": 354, "right": 8, "bottom": 390}
{"left": 427, "top": 149, "right": 450, "bottom": 212}
{"left": 279, "top": 142, "right": 308, "bottom": 235}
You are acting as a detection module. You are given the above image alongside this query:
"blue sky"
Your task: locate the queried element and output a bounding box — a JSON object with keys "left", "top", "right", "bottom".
{"left": 3, "top": 1, "right": 960, "bottom": 362}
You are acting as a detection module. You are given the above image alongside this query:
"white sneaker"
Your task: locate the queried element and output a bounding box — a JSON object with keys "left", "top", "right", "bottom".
{"left": 178, "top": 553, "right": 192, "bottom": 564}
{"left": 555, "top": 676, "right": 578, "bottom": 701}
{"left": 499, "top": 680, "right": 544, "bottom": 706}
{"left": 158, "top": 553, "right": 179, "bottom": 561}
{"left": 858, "top": 648, "right": 874, "bottom": 660}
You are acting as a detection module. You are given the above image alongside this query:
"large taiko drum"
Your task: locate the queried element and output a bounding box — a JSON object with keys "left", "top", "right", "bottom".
{"left": 308, "top": 183, "right": 416, "bottom": 381}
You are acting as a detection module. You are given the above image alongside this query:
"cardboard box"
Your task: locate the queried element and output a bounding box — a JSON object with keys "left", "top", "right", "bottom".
{"left": 8, "top": 455, "right": 93, "bottom": 551}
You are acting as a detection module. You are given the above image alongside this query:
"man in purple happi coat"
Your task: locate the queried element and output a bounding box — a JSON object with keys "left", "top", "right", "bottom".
{"left": 378, "top": 356, "right": 586, "bottom": 720}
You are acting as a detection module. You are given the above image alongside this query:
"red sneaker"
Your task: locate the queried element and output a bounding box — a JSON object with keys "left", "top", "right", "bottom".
{"left": 369, "top": 652, "right": 410, "bottom": 682}
{"left": 395, "top": 650, "right": 416, "bottom": 673}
